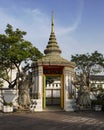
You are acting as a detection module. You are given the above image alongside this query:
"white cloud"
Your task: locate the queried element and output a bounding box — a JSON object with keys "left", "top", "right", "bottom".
{"left": 55, "top": 0, "right": 84, "bottom": 36}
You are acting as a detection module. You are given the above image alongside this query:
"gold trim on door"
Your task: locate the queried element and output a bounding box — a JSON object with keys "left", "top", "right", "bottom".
{"left": 60, "top": 74, "right": 64, "bottom": 109}
{"left": 43, "top": 74, "right": 64, "bottom": 109}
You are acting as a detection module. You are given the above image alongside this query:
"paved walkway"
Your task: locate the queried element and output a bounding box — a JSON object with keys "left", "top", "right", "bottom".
{"left": 0, "top": 111, "right": 104, "bottom": 130}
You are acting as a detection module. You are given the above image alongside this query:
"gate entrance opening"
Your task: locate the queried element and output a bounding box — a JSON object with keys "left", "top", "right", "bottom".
{"left": 46, "top": 76, "right": 61, "bottom": 106}
{"left": 43, "top": 75, "right": 64, "bottom": 109}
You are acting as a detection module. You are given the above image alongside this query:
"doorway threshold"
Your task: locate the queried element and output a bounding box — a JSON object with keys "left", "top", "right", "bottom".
{"left": 44, "top": 106, "right": 63, "bottom": 111}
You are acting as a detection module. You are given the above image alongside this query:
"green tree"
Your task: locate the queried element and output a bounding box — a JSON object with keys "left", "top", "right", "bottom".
{"left": 0, "top": 24, "right": 43, "bottom": 88}
{"left": 71, "top": 51, "right": 104, "bottom": 107}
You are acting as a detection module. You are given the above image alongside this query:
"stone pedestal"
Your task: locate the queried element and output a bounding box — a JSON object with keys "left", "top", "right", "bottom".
{"left": 2, "top": 106, "right": 13, "bottom": 113}
{"left": 35, "top": 99, "right": 42, "bottom": 111}
{"left": 30, "top": 99, "right": 42, "bottom": 112}
{"left": 94, "top": 105, "right": 102, "bottom": 111}
{"left": 65, "top": 99, "right": 76, "bottom": 111}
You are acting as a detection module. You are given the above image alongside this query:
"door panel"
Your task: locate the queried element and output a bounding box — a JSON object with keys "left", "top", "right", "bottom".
{"left": 46, "top": 89, "right": 60, "bottom": 106}
{"left": 43, "top": 75, "right": 64, "bottom": 109}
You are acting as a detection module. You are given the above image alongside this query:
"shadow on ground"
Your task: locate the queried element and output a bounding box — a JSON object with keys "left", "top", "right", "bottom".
{"left": 0, "top": 111, "right": 104, "bottom": 130}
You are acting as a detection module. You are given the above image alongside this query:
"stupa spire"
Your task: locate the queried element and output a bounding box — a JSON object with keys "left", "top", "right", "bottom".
{"left": 51, "top": 12, "right": 54, "bottom": 33}
{"left": 44, "top": 13, "right": 62, "bottom": 56}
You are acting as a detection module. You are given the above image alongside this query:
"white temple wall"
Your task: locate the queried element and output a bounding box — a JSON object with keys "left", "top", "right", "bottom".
{"left": 34, "top": 66, "right": 43, "bottom": 111}
{"left": 30, "top": 66, "right": 43, "bottom": 111}
{"left": 32, "top": 67, "right": 39, "bottom": 97}
{"left": 63, "top": 67, "right": 76, "bottom": 111}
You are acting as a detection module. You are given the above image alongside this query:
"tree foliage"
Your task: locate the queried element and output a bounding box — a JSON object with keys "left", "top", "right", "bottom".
{"left": 71, "top": 51, "right": 104, "bottom": 87}
{"left": 0, "top": 24, "right": 43, "bottom": 88}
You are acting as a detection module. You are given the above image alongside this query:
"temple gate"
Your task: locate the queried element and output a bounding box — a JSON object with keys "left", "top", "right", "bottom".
{"left": 31, "top": 14, "right": 75, "bottom": 111}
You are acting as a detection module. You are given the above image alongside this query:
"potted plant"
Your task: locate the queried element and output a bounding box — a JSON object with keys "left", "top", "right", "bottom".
{"left": 2, "top": 102, "right": 13, "bottom": 113}
{"left": 91, "top": 99, "right": 102, "bottom": 111}
{"left": 0, "top": 96, "right": 13, "bottom": 113}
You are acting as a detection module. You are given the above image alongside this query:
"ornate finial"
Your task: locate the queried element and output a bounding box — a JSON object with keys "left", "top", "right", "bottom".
{"left": 51, "top": 11, "right": 54, "bottom": 33}
{"left": 44, "top": 12, "right": 62, "bottom": 55}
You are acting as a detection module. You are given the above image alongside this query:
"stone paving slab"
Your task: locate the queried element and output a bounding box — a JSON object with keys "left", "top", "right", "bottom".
{"left": 0, "top": 111, "right": 104, "bottom": 130}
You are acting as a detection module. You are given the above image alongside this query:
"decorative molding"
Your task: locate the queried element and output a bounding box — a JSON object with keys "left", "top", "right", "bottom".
{"left": 38, "top": 66, "right": 43, "bottom": 75}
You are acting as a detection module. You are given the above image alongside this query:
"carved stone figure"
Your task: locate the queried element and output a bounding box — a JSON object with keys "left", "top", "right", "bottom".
{"left": 73, "top": 74, "right": 91, "bottom": 109}
{"left": 18, "top": 73, "right": 31, "bottom": 108}
{"left": 77, "top": 86, "right": 91, "bottom": 107}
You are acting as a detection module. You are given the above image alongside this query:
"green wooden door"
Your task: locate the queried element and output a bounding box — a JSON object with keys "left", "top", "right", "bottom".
{"left": 43, "top": 75, "right": 46, "bottom": 109}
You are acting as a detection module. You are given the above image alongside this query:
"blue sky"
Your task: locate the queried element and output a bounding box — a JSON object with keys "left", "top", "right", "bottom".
{"left": 0, "top": 0, "right": 104, "bottom": 60}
